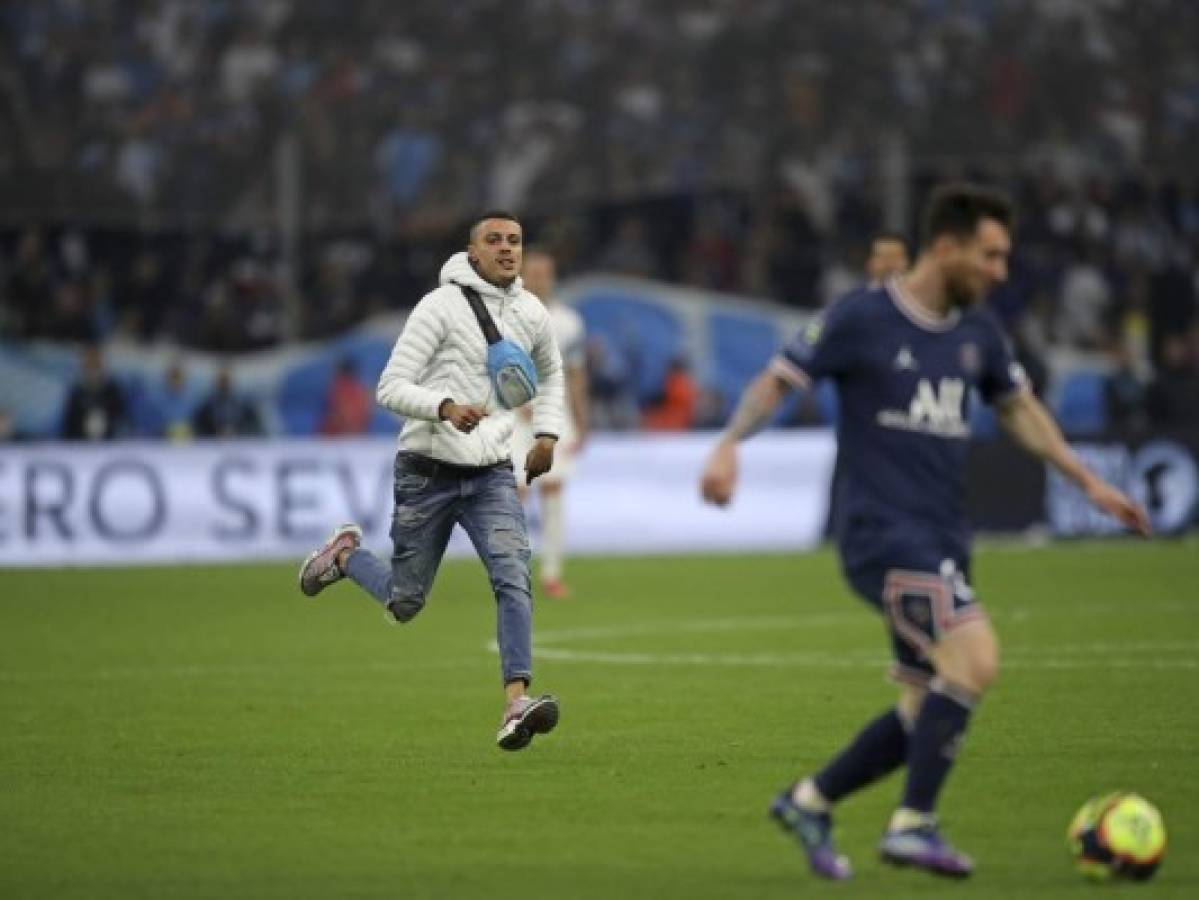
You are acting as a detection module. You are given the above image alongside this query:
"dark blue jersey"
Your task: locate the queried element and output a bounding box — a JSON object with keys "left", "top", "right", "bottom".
{"left": 771, "top": 280, "right": 1026, "bottom": 571}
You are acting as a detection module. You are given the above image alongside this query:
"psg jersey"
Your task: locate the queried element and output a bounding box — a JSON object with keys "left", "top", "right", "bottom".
{"left": 771, "top": 279, "right": 1027, "bottom": 569}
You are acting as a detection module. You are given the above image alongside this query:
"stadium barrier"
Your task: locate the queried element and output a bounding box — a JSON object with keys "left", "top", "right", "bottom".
{"left": 0, "top": 432, "right": 837, "bottom": 568}
{"left": 967, "top": 431, "right": 1199, "bottom": 537}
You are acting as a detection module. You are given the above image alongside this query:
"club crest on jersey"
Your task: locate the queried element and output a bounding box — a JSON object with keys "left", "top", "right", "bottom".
{"left": 804, "top": 316, "right": 824, "bottom": 345}
{"left": 959, "top": 342, "right": 981, "bottom": 375}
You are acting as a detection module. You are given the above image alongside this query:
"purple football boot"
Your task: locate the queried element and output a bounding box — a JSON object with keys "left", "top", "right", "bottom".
{"left": 769, "top": 787, "right": 852, "bottom": 881}
{"left": 879, "top": 823, "right": 974, "bottom": 878}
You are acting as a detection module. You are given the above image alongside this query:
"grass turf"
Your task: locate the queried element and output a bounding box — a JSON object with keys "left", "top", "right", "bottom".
{"left": 2, "top": 540, "right": 1197, "bottom": 899}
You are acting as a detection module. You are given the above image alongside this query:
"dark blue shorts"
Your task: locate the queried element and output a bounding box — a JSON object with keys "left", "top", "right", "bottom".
{"left": 844, "top": 548, "right": 986, "bottom": 687}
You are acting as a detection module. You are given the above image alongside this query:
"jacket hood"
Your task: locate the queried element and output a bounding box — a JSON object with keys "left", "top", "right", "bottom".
{"left": 439, "top": 251, "right": 523, "bottom": 299}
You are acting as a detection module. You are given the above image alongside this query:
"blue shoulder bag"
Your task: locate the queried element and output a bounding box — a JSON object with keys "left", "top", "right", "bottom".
{"left": 458, "top": 284, "right": 538, "bottom": 409}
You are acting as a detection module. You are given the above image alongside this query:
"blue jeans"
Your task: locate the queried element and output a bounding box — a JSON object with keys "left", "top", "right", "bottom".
{"left": 344, "top": 452, "right": 534, "bottom": 685}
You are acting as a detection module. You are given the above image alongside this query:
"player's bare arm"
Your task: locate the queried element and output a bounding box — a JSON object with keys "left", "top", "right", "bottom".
{"left": 997, "top": 388, "right": 1150, "bottom": 535}
{"left": 700, "top": 370, "right": 793, "bottom": 506}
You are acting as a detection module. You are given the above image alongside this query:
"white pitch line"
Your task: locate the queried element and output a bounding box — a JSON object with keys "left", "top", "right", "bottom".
{"left": 493, "top": 615, "right": 1199, "bottom": 671}
{"left": 530, "top": 613, "right": 863, "bottom": 644}
{"left": 528, "top": 646, "right": 1198, "bottom": 670}
{"left": 0, "top": 657, "right": 479, "bottom": 684}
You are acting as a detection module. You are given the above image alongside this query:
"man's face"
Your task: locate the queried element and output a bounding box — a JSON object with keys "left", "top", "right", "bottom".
{"left": 522, "top": 252, "right": 556, "bottom": 302}
{"left": 468, "top": 218, "right": 523, "bottom": 287}
{"left": 866, "top": 238, "right": 909, "bottom": 282}
{"left": 939, "top": 218, "right": 1010, "bottom": 309}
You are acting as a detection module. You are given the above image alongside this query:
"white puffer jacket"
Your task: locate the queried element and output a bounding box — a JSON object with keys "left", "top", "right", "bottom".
{"left": 377, "top": 252, "right": 566, "bottom": 465}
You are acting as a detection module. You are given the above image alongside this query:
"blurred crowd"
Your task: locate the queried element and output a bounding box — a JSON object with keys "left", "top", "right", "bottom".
{"left": 2, "top": 0, "right": 1198, "bottom": 438}
{"left": 4, "top": 164, "right": 1197, "bottom": 433}
{"left": 3, "top": 0, "right": 1197, "bottom": 224}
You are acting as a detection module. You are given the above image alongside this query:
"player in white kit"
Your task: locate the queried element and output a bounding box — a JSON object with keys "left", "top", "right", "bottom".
{"left": 512, "top": 249, "right": 589, "bottom": 598}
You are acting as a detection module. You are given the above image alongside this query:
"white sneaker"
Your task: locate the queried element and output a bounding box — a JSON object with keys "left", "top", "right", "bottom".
{"left": 298, "top": 524, "right": 363, "bottom": 597}
{"left": 496, "top": 694, "right": 560, "bottom": 751}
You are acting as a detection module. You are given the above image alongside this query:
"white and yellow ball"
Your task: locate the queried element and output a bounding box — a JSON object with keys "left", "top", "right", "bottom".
{"left": 1067, "top": 792, "right": 1166, "bottom": 882}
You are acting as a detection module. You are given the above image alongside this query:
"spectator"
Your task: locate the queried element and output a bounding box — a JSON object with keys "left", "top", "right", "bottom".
{"left": 595, "top": 216, "right": 658, "bottom": 278}
{"left": 0, "top": 409, "right": 31, "bottom": 442}
{"left": 1103, "top": 344, "right": 1148, "bottom": 433}
{"left": 642, "top": 357, "right": 698, "bottom": 431}
{"left": 61, "top": 346, "right": 128, "bottom": 441}
{"left": 1148, "top": 255, "right": 1197, "bottom": 364}
{"left": 193, "top": 366, "right": 262, "bottom": 438}
{"left": 142, "top": 361, "right": 198, "bottom": 441}
{"left": 47, "top": 278, "right": 100, "bottom": 343}
{"left": 1109, "top": 269, "right": 1154, "bottom": 380}
{"left": 5, "top": 227, "right": 54, "bottom": 338}
{"left": 680, "top": 209, "right": 740, "bottom": 291}
{"left": 319, "top": 358, "right": 372, "bottom": 436}
{"left": 121, "top": 251, "right": 171, "bottom": 342}
{"left": 586, "top": 337, "right": 638, "bottom": 431}
{"left": 1056, "top": 245, "right": 1114, "bottom": 349}
{"left": 1145, "top": 335, "right": 1199, "bottom": 428}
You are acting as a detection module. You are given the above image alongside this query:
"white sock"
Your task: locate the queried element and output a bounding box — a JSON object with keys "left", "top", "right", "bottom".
{"left": 889, "top": 807, "right": 936, "bottom": 831}
{"left": 792, "top": 778, "right": 830, "bottom": 813}
{"left": 540, "top": 490, "right": 565, "bottom": 582}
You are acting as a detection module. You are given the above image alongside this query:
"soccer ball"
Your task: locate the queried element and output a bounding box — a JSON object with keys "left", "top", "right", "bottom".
{"left": 1067, "top": 793, "right": 1166, "bottom": 881}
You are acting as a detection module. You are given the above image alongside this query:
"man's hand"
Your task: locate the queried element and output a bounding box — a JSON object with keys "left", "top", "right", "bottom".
{"left": 700, "top": 440, "right": 738, "bottom": 507}
{"left": 524, "top": 436, "right": 557, "bottom": 484}
{"left": 1085, "top": 478, "right": 1151, "bottom": 536}
{"left": 440, "top": 401, "right": 488, "bottom": 434}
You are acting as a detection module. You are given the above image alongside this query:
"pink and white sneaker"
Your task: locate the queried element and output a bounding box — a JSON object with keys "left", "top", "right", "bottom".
{"left": 298, "top": 524, "right": 363, "bottom": 597}
{"left": 496, "top": 694, "right": 560, "bottom": 751}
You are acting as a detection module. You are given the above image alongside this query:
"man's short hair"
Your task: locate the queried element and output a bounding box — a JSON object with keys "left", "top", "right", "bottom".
{"left": 469, "top": 210, "right": 521, "bottom": 242}
{"left": 920, "top": 183, "right": 1014, "bottom": 247}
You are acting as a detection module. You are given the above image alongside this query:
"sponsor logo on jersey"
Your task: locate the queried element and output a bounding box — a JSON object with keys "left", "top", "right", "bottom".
{"left": 803, "top": 316, "right": 824, "bottom": 345}
{"left": 877, "top": 377, "right": 970, "bottom": 438}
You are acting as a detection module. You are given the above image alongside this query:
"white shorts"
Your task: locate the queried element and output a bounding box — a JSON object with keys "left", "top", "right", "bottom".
{"left": 512, "top": 415, "right": 576, "bottom": 485}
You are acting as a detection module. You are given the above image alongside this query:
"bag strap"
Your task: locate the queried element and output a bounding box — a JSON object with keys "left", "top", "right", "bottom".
{"left": 457, "top": 284, "right": 502, "bottom": 346}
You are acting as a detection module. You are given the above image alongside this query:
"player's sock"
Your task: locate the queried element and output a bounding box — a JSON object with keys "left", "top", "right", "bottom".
{"left": 791, "top": 777, "right": 829, "bottom": 812}
{"left": 900, "top": 681, "right": 976, "bottom": 813}
{"left": 887, "top": 807, "right": 936, "bottom": 832}
{"left": 540, "top": 491, "right": 564, "bottom": 582}
{"left": 812, "top": 707, "right": 909, "bottom": 803}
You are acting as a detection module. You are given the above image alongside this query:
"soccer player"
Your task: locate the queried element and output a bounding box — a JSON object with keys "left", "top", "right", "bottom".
{"left": 298, "top": 211, "right": 567, "bottom": 751}
{"left": 866, "top": 232, "right": 911, "bottom": 285}
{"left": 512, "top": 248, "right": 589, "bottom": 598}
{"left": 700, "top": 184, "right": 1149, "bottom": 879}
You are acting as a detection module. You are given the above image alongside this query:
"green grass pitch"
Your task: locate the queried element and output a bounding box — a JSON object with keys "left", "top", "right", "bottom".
{"left": 2, "top": 540, "right": 1197, "bottom": 899}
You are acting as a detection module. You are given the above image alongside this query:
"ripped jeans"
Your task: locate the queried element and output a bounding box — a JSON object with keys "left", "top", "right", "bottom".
{"left": 344, "top": 452, "right": 533, "bottom": 685}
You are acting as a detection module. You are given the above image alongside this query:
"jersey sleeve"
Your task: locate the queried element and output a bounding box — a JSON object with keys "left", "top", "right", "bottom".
{"left": 770, "top": 299, "right": 859, "bottom": 388}
{"left": 977, "top": 315, "right": 1029, "bottom": 405}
